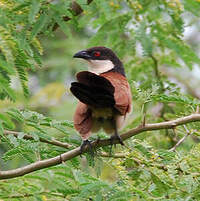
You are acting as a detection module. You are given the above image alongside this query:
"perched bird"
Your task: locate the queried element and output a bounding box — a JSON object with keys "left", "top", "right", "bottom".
{"left": 70, "top": 47, "right": 132, "bottom": 151}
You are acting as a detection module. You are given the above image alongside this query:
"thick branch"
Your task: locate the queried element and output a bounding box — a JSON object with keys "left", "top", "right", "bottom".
{"left": 1, "top": 113, "right": 200, "bottom": 180}
{"left": 3, "top": 130, "right": 72, "bottom": 149}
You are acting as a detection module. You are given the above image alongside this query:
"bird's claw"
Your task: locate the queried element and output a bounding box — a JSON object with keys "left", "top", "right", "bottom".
{"left": 110, "top": 135, "right": 124, "bottom": 146}
{"left": 80, "top": 140, "right": 94, "bottom": 157}
{"left": 109, "top": 135, "right": 124, "bottom": 154}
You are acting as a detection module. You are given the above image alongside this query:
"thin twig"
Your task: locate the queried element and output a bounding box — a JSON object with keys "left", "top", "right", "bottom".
{"left": 141, "top": 103, "right": 147, "bottom": 126}
{"left": 3, "top": 130, "right": 73, "bottom": 149}
{"left": 99, "top": 152, "right": 126, "bottom": 158}
{"left": 196, "top": 105, "right": 200, "bottom": 114}
{"left": 0, "top": 191, "right": 65, "bottom": 199}
{"left": 150, "top": 55, "right": 164, "bottom": 92}
{"left": 1, "top": 113, "right": 200, "bottom": 180}
{"left": 169, "top": 125, "right": 192, "bottom": 152}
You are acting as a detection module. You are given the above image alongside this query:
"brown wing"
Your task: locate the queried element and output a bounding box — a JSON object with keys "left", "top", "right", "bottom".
{"left": 73, "top": 101, "right": 92, "bottom": 140}
{"left": 100, "top": 72, "right": 132, "bottom": 115}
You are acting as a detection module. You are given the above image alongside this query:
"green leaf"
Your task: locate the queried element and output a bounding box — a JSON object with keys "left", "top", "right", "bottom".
{"left": 12, "top": 2, "right": 30, "bottom": 12}
{"left": 0, "top": 120, "right": 4, "bottom": 135}
{"left": 0, "top": 113, "right": 15, "bottom": 129}
{"left": 152, "top": 94, "right": 200, "bottom": 106}
{"left": 0, "top": 75, "right": 16, "bottom": 101}
{"left": 136, "top": 21, "right": 153, "bottom": 56}
{"left": 7, "top": 108, "right": 24, "bottom": 123}
{"left": 29, "top": 0, "right": 41, "bottom": 23}
{"left": 0, "top": 26, "right": 15, "bottom": 67}
{"left": 150, "top": 172, "right": 170, "bottom": 195}
{"left": 30, "top": 14, "right": 48, "bottom": 40}
{"left": 53, "top": 15, "right": 72, "bottom": 37}
{"left": 0, "top": 57, "right": 15, "bottom": 74}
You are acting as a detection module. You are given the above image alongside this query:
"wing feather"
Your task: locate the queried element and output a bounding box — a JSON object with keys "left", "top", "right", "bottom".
{"left": 100, "top": 72, "right": 132, "bottom": 115}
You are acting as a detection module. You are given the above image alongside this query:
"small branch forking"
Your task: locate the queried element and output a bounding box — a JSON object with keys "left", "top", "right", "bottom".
{"left": 169, "top": 125, "right": 192, "bottom": 152}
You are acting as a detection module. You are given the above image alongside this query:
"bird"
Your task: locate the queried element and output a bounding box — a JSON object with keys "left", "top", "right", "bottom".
{"left": 70, "top": 46, "right": 132, "bottom": 152}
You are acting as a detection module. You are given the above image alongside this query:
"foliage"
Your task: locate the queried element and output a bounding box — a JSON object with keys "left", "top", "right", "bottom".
{"left": 0, "top": 0, "right": 200, "bottom": 200}
{"left": 1, "top": 140, "right": 200, "bottom": 200}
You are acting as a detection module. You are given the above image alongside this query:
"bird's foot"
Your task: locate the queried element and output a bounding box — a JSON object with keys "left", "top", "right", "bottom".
{"left": 109, "top": 135, "right": 124, "bottom": 154}
{"left": 110, "top": 135, "right": 124, "bottom": 146}
{"left": 80, "top": 140, "right": 94, "bottom": 157}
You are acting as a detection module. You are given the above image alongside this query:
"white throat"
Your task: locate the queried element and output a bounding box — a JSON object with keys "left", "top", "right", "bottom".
{"left": 87, "top": 60, "right": 114, "bottom": 74}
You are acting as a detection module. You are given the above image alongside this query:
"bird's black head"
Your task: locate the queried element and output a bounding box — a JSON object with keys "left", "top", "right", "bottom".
{"left": 74, "top": 47, "right": 120, "bottom": 63}
{"left": 73, "top": 46, "right": 125, "bottom": 76}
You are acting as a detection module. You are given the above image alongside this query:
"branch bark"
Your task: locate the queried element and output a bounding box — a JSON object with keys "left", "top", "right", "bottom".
{"left": 99, "top": 152, "right": 126, "bottom": 158}
{"left": 1, "top": 113, "right": 200, "bottom": 180}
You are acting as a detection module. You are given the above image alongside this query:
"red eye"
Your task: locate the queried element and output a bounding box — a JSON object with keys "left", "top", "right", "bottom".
{"left": 94, "top": 51, "right": 101, "bottom": 57}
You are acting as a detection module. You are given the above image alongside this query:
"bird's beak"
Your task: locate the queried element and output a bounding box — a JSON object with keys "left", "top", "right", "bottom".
{"left": 73, "top": 50, "right": 91, "bottom": 59}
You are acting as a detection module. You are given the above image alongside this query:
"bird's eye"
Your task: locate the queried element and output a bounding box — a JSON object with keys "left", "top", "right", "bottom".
{"left": 94, "top": 51, "right": 101, "bottom": 57}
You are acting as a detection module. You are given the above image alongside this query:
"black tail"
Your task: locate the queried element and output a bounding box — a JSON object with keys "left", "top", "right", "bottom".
{"left": 70, "top": 71, "right": 115, "bottom": 107}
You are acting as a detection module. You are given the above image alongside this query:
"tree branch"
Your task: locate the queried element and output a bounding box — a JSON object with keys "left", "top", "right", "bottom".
{"left": 1, "top": 113, "right": 200, "bottom": 180}
{"left": 169, "top": 125, "right": 192, "bottom": 152}
{"left": 3, "top": 130, "right": 73, "bottom": 149}
{"left": 1, "top": 191, "right": 65, "bottom": 199}
{"left": 99, "top": 152, "right": 126, "bottom": 158}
